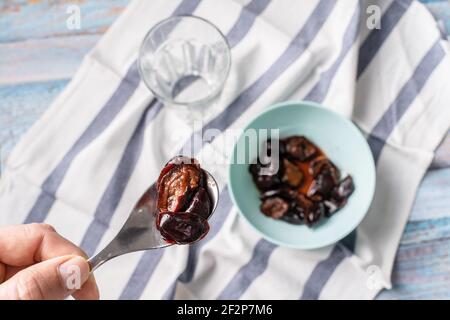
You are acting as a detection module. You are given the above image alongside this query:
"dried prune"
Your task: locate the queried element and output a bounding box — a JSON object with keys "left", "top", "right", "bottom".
{"left": 281, "top": 213, "right": 303, "bottom": 225}
{"left": 334, "top": 176, "right": 354, "bottom": 199}
{"left": 260, "top": 197, "right": 289, "bottom": 219}
{"left": 307, "top": 171, "right": 336, "bottom": 201}
{"left": 249, "top": 159, "right": 279, "bottom": 176}
{"left": 157, "top": 212, "right": 209, "bottom": 245}
{"left": 265, "top": 138, "right": 285, "bottom": 157}
{"left": 249, "top": 152, "right": 282, "bottom": 192}
{"left": 309, "top": 157, "right": 340, "bottom": 184}
{"left": 323, "top": 199, "right": 339, "bottom": 217}
{"left": 284, "top": 136, "right": 317, "bottom": 161}
{"left": 304, "top": 203, "right": 326, "bottom": 226}
{"left": 253, "top": 174, "right": 281, "bottom": 191}
{"left": 249, "top": 163, "right": 263, "bottom": 176}
{"left": 291, "top": 193, "right": 313, "bottom": 220}
{"left": 282, "top": 159, "right": 303, "bottom": 188}
{"left": 260, "top": 187, "right": 294, "bottom": 200}
{"left": 186, "top": 187, "right": 211, "bottom": 219}
{"left": 250, "top": 135, "right": 355, "bottom": 228}
{"left": 261, "top": 189, "right": 283, "bottom": 199}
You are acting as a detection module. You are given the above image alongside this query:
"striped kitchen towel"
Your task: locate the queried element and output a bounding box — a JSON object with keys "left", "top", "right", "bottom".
{"left": 1, "top": 0, "right": 450, "bottom": 299}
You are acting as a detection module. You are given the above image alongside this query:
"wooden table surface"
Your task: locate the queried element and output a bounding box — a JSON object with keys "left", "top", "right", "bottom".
{"left": 1, "top": 0, "right": 450, "bottom": 299}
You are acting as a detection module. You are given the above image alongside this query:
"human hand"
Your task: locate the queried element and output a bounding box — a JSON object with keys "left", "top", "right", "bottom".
{"left": 0, "top": 224, "right": 99, "bottom": 300}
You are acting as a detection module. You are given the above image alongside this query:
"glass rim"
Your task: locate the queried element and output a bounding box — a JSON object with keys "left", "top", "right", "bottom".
{"left": 138, "top": 15, "right": 232, "bottom": 106}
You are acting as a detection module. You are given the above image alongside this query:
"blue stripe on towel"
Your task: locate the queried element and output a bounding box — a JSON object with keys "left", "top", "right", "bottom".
{"left": 367, "top": 40, "right": 445, "bottom": 163}
{"left": 357, "top": 0, "right": 413, "bottom": 79}
{"left": 217, "top": 239, "right": 277, "bottom": 300}
{"left": 300, "top": 245, "right": 349, "bottom": 299}
{"left": 119, "top": 249, "right": 164, "bottom": 300}
{"left": 305, "top": 3, "right": 361, "bottom": 102}
{"left": 226, "top": 0, "right": 272, "bottom": 48}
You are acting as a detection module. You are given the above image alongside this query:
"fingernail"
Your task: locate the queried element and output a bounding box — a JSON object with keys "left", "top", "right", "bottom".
{"left": 58, "top": 256, "right": 90, "bottom": 291}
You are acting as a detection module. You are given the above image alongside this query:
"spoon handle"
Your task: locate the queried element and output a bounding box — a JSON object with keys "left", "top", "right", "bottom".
{"left": 88, "top": 253, "right": 107, "bottom": 272}
{"left": 87, "top": 238, "right": 126, "bottom": 272}
{"left": 88, "top": 248, "right": 116, "bottom": 272}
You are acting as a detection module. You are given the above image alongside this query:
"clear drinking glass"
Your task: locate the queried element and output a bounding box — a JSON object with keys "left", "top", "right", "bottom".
{"left": 138, "top": 16, "right": 231, "bottom": 117}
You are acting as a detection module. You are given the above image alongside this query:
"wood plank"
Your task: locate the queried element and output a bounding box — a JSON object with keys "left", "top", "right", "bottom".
{"left": 0, "top": 0, "right": 129, "bottom": 43}
{"left": 430, "top": 131, "right": 450, "bottom": 169}
{"left": 401, "top": 217, "right": 450, "bottom": 245}
{"left": 409, "top": 168, "right": 450, "bottom": 221}
{"left": 379, "top": 235, "right": 450, "bottom": 299}
{"left": 0, "top": 34, "right": 99, "bottom": 84}
{"left": 0, "top": 79, "right": 69, "bottom": 166}
{"left": 425, "top": 2, "right": 450, "bottom": 36}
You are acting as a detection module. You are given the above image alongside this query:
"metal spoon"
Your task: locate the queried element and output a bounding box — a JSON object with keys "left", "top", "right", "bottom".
{"left": 88, "top": 170, "right": 219, "bottom": 271}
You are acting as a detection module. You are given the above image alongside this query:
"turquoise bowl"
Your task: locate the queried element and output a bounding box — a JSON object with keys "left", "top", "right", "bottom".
{"left": 228, "top": 101, "right": 376, "bottom": 249}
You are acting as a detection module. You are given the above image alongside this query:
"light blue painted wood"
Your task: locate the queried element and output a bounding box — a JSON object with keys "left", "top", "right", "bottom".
{"left": 0, "top": 0, "right": 450, "bottom": 300}
{"left": 0, "top": 0, "right": 130, "bottom": 43}
{"left": 0, "top": 35, "right": 99, "bottom": 84}
{"left": 379, "top": 234, "right": 450, "bottom": 299}
{"left": 409, "top": 168, "right": 450, "bottom": 221}
{"left": 430, "top": 131, "right": 450, "bottom": 168}
{"left": 0, "top": 79, "right": 69, "bottom": 166}
{"left": 425, "top": 2, "right": 450, "bottom": 37}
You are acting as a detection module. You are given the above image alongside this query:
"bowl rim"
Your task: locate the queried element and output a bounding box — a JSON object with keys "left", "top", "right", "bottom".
{"left": 228, "top": 100, "right": 376, "bottom": 249}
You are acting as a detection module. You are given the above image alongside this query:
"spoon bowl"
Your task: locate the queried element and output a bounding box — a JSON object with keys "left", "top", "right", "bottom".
{"left": 88, "top": 170, "right": 219, "bottom": 271}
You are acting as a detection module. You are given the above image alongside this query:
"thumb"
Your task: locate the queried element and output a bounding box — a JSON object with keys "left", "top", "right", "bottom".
{"left": 0, "top": 255, "right": 90, "bottom": 300}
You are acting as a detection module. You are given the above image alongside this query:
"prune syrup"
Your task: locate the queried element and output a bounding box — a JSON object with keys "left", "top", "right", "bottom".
{"left": 250, "top": 136, "right": 354, "bottom": 227}
{"left": 156, "top": 156, "right": 212, "bottom": 244}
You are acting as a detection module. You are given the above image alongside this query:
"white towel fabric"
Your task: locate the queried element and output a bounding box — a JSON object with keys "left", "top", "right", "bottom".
{"left": 1, "top": 0, "right": 450, "bottom": 300}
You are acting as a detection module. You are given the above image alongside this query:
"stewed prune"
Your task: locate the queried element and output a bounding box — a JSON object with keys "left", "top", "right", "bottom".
{"left": 157, "top": 212, "right": 209, "bottom": 245}
{"left": 250, "top": 135, "right": 355, "bottom": 227}
{"left": 186, "top": 187, "right": 211, "bottom": 219}
{"left": 157, "top": 163, "right": 203, "bottom": 212}
{"left": 156, "top": 156, "right": 213, "bottom": 244}
{"left": 157, "top": 156, "right": 199, "bottom": 187}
